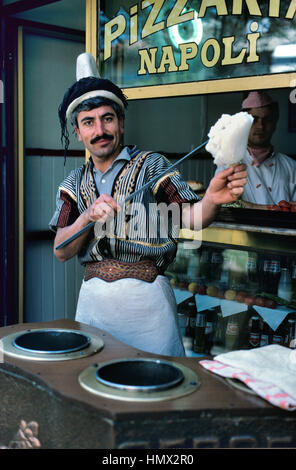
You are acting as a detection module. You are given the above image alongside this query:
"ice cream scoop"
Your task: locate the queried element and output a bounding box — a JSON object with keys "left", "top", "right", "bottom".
{"left": 206, "top": 112, "right": 254, "bottom": 167}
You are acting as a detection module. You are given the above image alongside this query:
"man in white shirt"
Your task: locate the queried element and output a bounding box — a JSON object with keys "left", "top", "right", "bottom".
{"left": 217, "top": 91, "right": 296, "bottom": 207}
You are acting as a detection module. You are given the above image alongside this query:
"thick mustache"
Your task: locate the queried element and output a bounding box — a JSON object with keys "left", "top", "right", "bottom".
{"left": 90, "top": 134, "right": 113, "bottom": 145}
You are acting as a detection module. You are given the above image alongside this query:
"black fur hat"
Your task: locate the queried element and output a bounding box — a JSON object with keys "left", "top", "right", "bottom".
{"left": 58, "top": 54, "right": 128, "bottom": 163}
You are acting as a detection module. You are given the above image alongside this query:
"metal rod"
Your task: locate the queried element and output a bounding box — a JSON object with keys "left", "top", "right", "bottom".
{"left": 55, "top": 139, "right": 209, "bottom": 250}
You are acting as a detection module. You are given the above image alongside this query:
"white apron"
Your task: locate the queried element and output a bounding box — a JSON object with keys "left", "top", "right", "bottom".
{"left": 75, "top": 275, "right": 185, "bottom": 357}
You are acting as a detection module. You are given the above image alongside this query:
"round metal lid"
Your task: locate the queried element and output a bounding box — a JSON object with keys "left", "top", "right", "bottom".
{"left": 95, "top": 359, "right": 184, "bottom": 392}
{"left": 1, "top": 328, "right": 104, "bottom": 361}
{"left": 12, "top": 329, "right": 91, "bottom": 354}
{"left": 79, "top": 358, "right": 200, "bottom": 402}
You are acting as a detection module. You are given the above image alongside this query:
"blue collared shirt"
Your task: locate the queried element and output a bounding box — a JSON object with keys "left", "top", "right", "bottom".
{"left": 93, "top": 146, "right": 131, "bottom": 196}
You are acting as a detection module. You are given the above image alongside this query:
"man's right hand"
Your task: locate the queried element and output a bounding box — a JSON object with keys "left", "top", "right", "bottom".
{"left": 54, "top": 194, "right": 120, "bottom": 262}
{"left": 87, "top": 194, "right": 120, "bottom": 224}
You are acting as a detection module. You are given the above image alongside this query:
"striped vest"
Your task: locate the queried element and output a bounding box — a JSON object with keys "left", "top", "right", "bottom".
{"left": 55, "top": 145, "right": 198, "bottom": 270}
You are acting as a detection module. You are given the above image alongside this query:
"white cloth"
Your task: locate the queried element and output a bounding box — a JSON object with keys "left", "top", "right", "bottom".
{"left": 75, "top": 275, "right": 185, "bottom": 357}
{"left": 216, "top": 151, "right": 296, "bottom": 204}
{"left": 215, "top": 344, "right": 296, "bottom": 401}
{"left": 200, "top": 344, "right": 296, "bottom": 410}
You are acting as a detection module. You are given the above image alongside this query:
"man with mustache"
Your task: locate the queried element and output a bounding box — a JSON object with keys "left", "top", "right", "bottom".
{"left": 49, "top": 54, "right": 247, "bottom": 357}
{"left": 217, "top": 91, "right": 296, "bottom": 207}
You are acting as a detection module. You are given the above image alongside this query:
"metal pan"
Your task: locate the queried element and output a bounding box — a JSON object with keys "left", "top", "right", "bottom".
{"left": 95, "top": 358, "right": 184, "bottom": 392}
{"left": 12, "top": 329, "right": 91, "bottom": 354}
{"left": 1, "top": 328, "right": 104, "bottom": 361}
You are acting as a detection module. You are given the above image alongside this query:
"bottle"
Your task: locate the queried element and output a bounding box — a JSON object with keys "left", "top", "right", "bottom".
{"left": 257, "top": 254, "right": 266, "bottom": 292}
{"left": 213, "top": 308, "right": 226, "bottom": 348}
{"left": 199, "top": 248, "right": 210, "bottom": 284}
{"left": 182, "top": 336, "right": 193, "bottom": 357}
{"left": 219, "top": 250, "right": 230, "bottom": 289}
{"left": 204, "top": 307, "right": 217, "bottom": 354}
{"left": 261, "top": 256, "right": 281, "bottom": 294}
{"left": 263, "top": 257, "right": 271, "bottom": 292}
{"left": 248, "top": 315, "right": 261, "bottom": 348}
{"left": 185, "top": 300, "right": 197, "bottom": 344}
{"left": 271, "top": 325, "right": 285, "bottom": 345}
{"left": 247, "top": 252, "right": 258, "bottom": 295}
{"left": 228, "top": 252, "right": 243, "bottom": 291}
{"left": 225, "top": 315, "right": 239, "bottom": 351}
{"left": 177, "top": 312, "right": 187, "bottom": 338}
{"left": 291, "top": 262, "right": 296, "bottom": 302}
{"left": 219, "top": 264, "right": 229, "bottom": 290}
{"left": 174, "top": 244, "right": 187, "bottom": 274}
{"left": 260, "top": 321, "right": 271, "bottom": 347}
{"left": 269, "top": 258, "right": 281, "bottom": 295}
{"left": 210, "top": 251, "right": 223, "bottom": 283}
{"left": 186, "top": 252, "right": 200, "bottom": 281}
{"left": 287, "top": 317, "right": 296, "bottom": 349}
{"left": 235, "top": 310, "right": 250, "bottom": 349}
{"left": 277, "top": 268, "right": 293, "bottom": 302}
{"left": 193, "top": 311, "right": 206, "bottom": 354}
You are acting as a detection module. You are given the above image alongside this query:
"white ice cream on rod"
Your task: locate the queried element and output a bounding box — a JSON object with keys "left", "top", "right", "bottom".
{"left": 206, "top": 112, "right": 254, "bottom": 167}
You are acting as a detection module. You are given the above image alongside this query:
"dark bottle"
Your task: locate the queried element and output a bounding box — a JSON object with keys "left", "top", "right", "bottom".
{"left": 185, "top": 299, "right": 197, "bottom": 342}
{"left": 259, "top": 321, "right": 271, "bottom": 347}
{"left": 247, "top": 252, "right": 258, "bottom": 295}
{"left": 248, "top": 315, "right": 261, "bottom": 348}
{"left": 210, "top": 251, "right": 223, "bottom": 283}
{"left": 199, "top": 248, "right": 210, "bottom": 284}
{"left": 268, "top": 259, "right": 281, "bottom": 295}
{"left": 193, "top": 311, "right": 206, "bottom": 354}
{"left": 204, "top": 307, "right": 217, "bottom": 354}
{"left": 287, "top": 317, "right": 296, "bottom": 349}
{"left": 271, "top": 325, "right": 285, "bottom": 345}
{"left": 259, "top": 254, "right": 281, "bottom": 295}
{"left": 247, "top": 252, "right": 257, "bottom": 283}
{"left": 292, "top": 263, "right": 296, "bottom": 302}
{"left": 213, "top": 308, "right": 226, "bottom": 347}
{"left": 225, "top": 315, "right": 240, "bottom": 352}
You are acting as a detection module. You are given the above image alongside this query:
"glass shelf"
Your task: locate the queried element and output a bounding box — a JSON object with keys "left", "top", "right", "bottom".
{"left": 167, "top": 232, "right": 296, "bottom": 357}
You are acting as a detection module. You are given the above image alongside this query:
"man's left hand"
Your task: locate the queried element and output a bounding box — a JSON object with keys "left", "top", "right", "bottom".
{"left": 206, "top": 164, "right": 247, "bottom": 206}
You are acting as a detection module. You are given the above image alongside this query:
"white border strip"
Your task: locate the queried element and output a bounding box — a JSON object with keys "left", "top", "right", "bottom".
{"left": 66, "top": 90, "right": 125, "bottom": 120}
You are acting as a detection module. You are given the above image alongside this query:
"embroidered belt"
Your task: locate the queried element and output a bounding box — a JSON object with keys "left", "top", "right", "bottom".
{"left": 84, "top": 259, "right": 160, "bottom": 283}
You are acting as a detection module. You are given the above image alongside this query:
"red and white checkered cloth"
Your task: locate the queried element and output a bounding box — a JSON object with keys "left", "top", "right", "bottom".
{"left": 200, "top": 345, "right": 296, "bottom": 411}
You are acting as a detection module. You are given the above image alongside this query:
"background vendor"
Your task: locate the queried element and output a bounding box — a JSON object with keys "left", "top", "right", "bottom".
{"left": 216, "top": 90, "right": 296, "bottom": 208}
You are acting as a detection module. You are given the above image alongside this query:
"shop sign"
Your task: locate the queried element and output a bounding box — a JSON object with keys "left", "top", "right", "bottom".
{"left": 99, "top": 0, "right": 296, "bottom": 92}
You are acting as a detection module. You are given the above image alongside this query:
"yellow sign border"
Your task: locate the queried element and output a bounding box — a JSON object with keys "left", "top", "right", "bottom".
{"left": 123, "top": 72, "right": 296, "bottom": 100}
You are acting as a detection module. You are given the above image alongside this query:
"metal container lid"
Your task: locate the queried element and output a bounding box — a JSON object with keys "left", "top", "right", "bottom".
{"left": 79, "top": 359, "right": 200, "bottom": 402}
{"left": 95, "top": 358, "right": 184, "bottom": 392}
{"left": 12, "top": 329, "right": 91, "bottom": 355}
